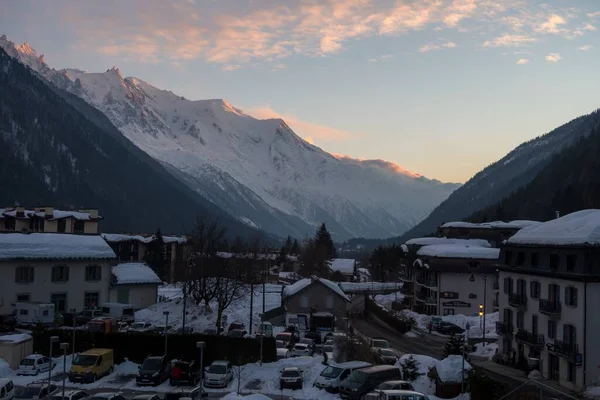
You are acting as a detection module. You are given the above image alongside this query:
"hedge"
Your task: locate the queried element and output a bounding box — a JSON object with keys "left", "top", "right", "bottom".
{"left": 32, "top": 329, "right": 276, "bottom": 366}
{"left": 365, "top": 297, "right": 412, "bottom": 334}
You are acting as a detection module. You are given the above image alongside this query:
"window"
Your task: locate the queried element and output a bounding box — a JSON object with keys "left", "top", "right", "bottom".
{"left": 517, "top": 252, "right": 525, "bottom": 266}
{"left": 16, "top": 293, "right": 30, "bottom": 302}
{"left": 566, "top": 254, "right": 577, "bottom": 272}
{"left": 29, "top": 218, "right": 45, "bottom": 232}
{"left": 84, "top": 292, "right": 100, "bottom": 309}
{"left": 51, "top": 265, "right": 70, "bottom": 282}
{"left": 517, "top": 279, "right": 527, "bottom": 296}
{"left": 505, "top": 251, "right": 513, "bottom": 265}
{"left": 85, "top": 265, "right": 102, "bottom": 281}
{"left": 73, "top": 220, "right": 84, "bottom": 233}
{"left": 51, "top": 293, "right": 67, "bottom": 313}
{"left": 549, "top": 283, "right": 560, "bottom": 303}
{"left": 326, "top": 295, "right": 333, "bottom": 309}
{"left": 4, "top": 217, "right": 15, "bottom": 230}
{"left": 530, "top": 281, "right": 540, "bottom": 299}
{"left": 57, "top": 219, "right": 66, "bottom": 233}
{"left": 443, "top": 309, "right": 455, "bottom": 316}
{"left": 531, "top": 252, "right": 539, "bottom": 268}
{"left": 565, "top": 287, "right": 578, "bottom": 307}
{"left": 547, "top": 320, "right": 557, "bottom": 339}
{"left": 516, "top": 311, "right": 524, "bottom": 329}
{"left": 563, "top": 324, "right": 576, "bottom": 345}
{"left": 166, "top": 243, "right": 173, "bottom": 262}
{"left": 549, "top": 254, "right": 560, "bottom": 270}
{"left": 300, "top": 295, "right": 308, "bottom": 308}
{"left": 15, "top": 266, "right": 34, "bottom": 283}
{"left": 567, "top": 362, "right": 576, "bottom": 383}
{"left": 532, "top": 315, "right": 538, "bottom": 335}
{"left": 503, "top": 277, "right": 513, "bottom": 294}
{"left": 131, "top": 242, "right": 139, "bottom": 261}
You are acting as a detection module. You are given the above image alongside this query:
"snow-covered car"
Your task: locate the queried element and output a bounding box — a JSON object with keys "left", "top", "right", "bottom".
{"left": 203, "top": 360, "right": 233, "bottom": 388}
{"left": 47, "top": 389, "right": 90, "bottom": 400}
{"left": 276, "top": 340, "right": 290, "bottom": 360}
{"left": 17, "top": 354, "right": 55, "bottom": 376}
{"left": 370, "top": 389, "right": 430, "bottom": 400}
{"left": 130, "top": 395, "right": 161, "bottom": 400}
{"left": 322, "top": 344, "right": 334, "bottom": 360}
{"left": 127, "top": 322, "right": 154, "bottom": 333}
{"left": 88, "top": 393, "right": 126, "bottom": 400}
{"left": 279, "top": 367, "right": 303, "bottom": 390}
{"left": 375, "top": 380, "right": 414, "bottom": 391}
{"left": 14, "top": 382, "right": 57, "bottom": 400}
{"left": 291, "top": 341, "right": 315, "bottom": 357}
{"left": 227, "top": 329, "right": 246, "bottom": 338}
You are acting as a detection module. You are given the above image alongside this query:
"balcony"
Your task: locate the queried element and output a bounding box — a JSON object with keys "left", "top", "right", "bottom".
{"left": 539, "top": 299, "right": 561, "bottom": 317}
{"left": 416, "top": 276, "right": 438, "bottom": 289}
{"left": 515, "top": 329, "right": 545, "bottom": 348}
{"left": 416, "top": 292, "right": 437, "bottom": 305}
{"left": 508, "top": 293, "right": 527, "bottom": 309}
{"left": 547, "top": 340, "right": 578, "bottom": 359}
{"left": 496, "top": 322, "right": 514, "bottom": 336}
{"left": 399, "top": 274, "right": 415, "bottom": 283}
{"left": 400, "top": 286, "right": 414, "bottom": 297}
{"left": 492, "top": 299, "right": 499, "bottom": 308}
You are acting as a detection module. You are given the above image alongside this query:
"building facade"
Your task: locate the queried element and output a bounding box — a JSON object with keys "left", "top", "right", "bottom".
{"left": 0, "top": 207, "right": 101, "bottom": 234}
{"left": 496, "top": 210, "right": 600, "bottom": 392}
{"left": 437, "top": 220, "right": 540, "bottom": 248}
{"left": 109, "top": 262, "right": 161, "bottom": 309}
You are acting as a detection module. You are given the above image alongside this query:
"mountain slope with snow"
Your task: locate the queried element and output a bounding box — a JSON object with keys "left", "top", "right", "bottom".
{"left": 0, "top": 36, "right": 459, "bottom": 239}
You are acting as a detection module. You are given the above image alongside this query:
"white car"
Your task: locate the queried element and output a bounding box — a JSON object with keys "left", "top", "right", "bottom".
{"left": 127, "top": 322, "right": 154, "bottom": 333}
{"left": 87, "top": 393, "right": 126, "bottom": 400}
{"left": 276, "top": 340, "right": 290, "bottom": 360}
{"left": 17, "top": 355, "right": 55, "bottom": 376}
{"left": 48, "top": 390, "right": 90, "bottom": 400}
{"left": 203, "top": 360, "right": 233, "bottom": 388}
{"left": 291, "top": 343, "right": 312, "bottom": 357}
{"left": 14, "top": 382, "right": 57, "bottom": 400}
{"left": 0, "top": 378, "right": 15, "bottom": 400}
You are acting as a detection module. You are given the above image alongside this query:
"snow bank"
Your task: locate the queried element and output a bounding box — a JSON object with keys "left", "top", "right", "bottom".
{"left": 405, "top": 238, "right": 491, "bottom": 248}
{"left": 114, "top": 359, "right": 140, "bottom": 376}
{"left": 0, "top": 233, "right": 116, "bottom": 260}
{"left": 401, "top": 310, "right": 499, "bottom": 339}
{"left": 373, "top": 291, "right": 404, "bottom": 309}
{"left": 469, "top": 342, "right": 498, "bottom": 360}
{"left": 396, "top": 354, "right": 437, "bottom": 395}
{"left": 112, "top": 263, "right": 161, "bottom": 285}
{"left": 507, "top": 209, "right": 600, "bottom": 246}
{"left": 441, "top": 220, "right": 539, "bottom": 230}
{"left": 329, "top": 259, "right": 355, "bottom": 275}
{"left": 0, "top": 358, "right": 10, "bottom": 379}
{"left": 417, "top": 245, "right": 500, "bottom": 260}
{"left": 435, "top": 355, "right": 471, "bottom": 383}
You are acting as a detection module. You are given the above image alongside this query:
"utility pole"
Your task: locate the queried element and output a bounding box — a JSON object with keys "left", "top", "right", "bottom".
{"left": 249, "top": 281, "right": 254, "bottom": 335}
{"left": 483, "top": 274, "right": 487, "bottom": 345}
{"left": 263, "top": 248, "right": 268, "bottom": 314}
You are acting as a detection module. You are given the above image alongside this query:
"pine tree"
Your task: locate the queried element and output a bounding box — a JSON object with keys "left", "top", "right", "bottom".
{"left": 144, "top": 229, "right": 167, "bottom": 281}
{"left": 442, "top": 333, "right": 464, "bottom": 358}
{"left": 290, "top": 239, "right": 300, "bottom": 255}
{"left": 314, "top": 223, "right": 336, "bottom": 259}
{"left": 400, "top": 355, "right": 423, "bottom": 381}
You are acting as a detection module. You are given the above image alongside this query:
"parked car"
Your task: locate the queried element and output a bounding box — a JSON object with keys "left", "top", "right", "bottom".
{"left": 0, "top": 378, "right": 15, "bottom": 400}
{"left": 48, "top": 389, "right": 90, "bottom": 400}
{"left": 203, "top": 360, "right": 233, "bottom": 388}
{"left": 275, "top": 332, "right": 296, "bottom": 349}
{"left": 314, "top": 361, "right": 372, "bottom": 393}
{"left": 291, "top": 339, "right": 315, "bottom": 357}
{"left": 322, "top": 343, "right": 334, "bottom": 360}
{"left": 437, "top": 322, "right": 465, "bottom": 335}
{"left": 0, "top": 314, "right": 17, "bottom": 333}
{"left": 150, "top": 324, "right": 173, "bottom": 334}
{"left": 130, "top": 395, "right": 161, "bottom": 400}
{"left": 227, "top": 329, "right": 246, "bottom": 338}
{"left": 76, "top": 309, "right": 104, "bottom": 326}
{"left": 69, "top": 348, "right": 114, "bottom": 383}
{"left": 339, "top": 365, "right": 403, "bottom": 400}
{"left": 375, "top": 380, "right": 415, "bottom": 391}
{"left": 13, "top": 382, "right": 57, "bottom": 400}
{"left": 304, "top": 331, "right": 322, "bottom": 345}
{"left": 279, "top": 367, "right": 303, "bottom": 390}
{"left": 170, "top": 360, "right": 200, "bottom": 386}
{"left": 370, "top": 390, "right": 430, "bottom": 400}
{"left": 17, "top": 354, "right": 56, "bottom": 376}
{"left": 164, "top": 386, "right": 207, "bottom": 400}
{"left": 100, "top": 303, "right": 135, "bottom": 323}
{"left": 171, "top": 327, "right": 195, "bottom": 334}
{"left": 136, "top": 355, "right": 171, "bottom": 386}
{"left": 87, "top": 393, "right": 126, "bottom": 400}
{"left": 375, "top": 349, "right": 398, "bottom": 365}
{"left": 370, "top": 338, "right": 391, "bottom": 351}
{"left": 228, "top": 322, "right": 245, "bottom": 333}
{"left": 127, "top": 322, "right": 154, "bottom": 333}
{"left": 276, "top": 340, "right": 290, "bottom": 360}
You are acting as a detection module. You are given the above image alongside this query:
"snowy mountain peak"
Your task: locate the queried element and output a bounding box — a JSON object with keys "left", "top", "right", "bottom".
{"left": 15, "top": 42, "right": 36, "bottom": 57}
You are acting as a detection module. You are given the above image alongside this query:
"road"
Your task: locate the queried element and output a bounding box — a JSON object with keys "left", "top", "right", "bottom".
{"left": 350, "top": 314, "right": 447, "bottom": 359}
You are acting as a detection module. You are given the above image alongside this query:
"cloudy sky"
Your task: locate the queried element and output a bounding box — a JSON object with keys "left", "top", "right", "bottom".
{"left": 2, "top": 0, "right": 599, "bottom": 183}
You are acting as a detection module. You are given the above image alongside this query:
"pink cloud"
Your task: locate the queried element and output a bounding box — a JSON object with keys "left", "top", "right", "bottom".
{"left": 330, "top": 153, "right": 422, "bottom": 178}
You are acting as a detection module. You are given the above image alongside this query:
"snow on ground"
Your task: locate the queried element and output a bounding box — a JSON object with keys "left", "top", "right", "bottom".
{"left": 372, "top": 291, "right": 403, "bottom": 309}
{"left": 140, "top": 284, "right": 283, "bottom": 332}
{"left": 0, "top": 354, "right": 74, "bottom": 385}
{"left": 585, "top": 386, "right": 600, "bottom": 398}
{"left": 469, "top": 342, "right": 498, "bottom": 360}
{"left": 401, "top": 310, "right": 499, "bottom": 339}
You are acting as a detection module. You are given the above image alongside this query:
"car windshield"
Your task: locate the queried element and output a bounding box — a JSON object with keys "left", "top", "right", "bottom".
{"left": 72, "top": 354, "right": 98, "bottom": 366}
{"left": 208, "top": 364, "right": 226, "bottom": 374}
{"left": 373, "top": 340, "right": 389, "bottom": 348}
{"left": 320, "top": 366, "right": 343, "bottom": 378}
{"left": 16, "top": 387, "right": 41, "bottom": 398}
{"left": 294, "top": 344, "right": 306, "bottom": 349}
{"left": 142, "top": 358, "right": 162, "bottom": 370}
{"left": 276, "top": 341, "right": 285, "bottom": 348}
{"left": 229, "top": 330, "right": 243, "bottom": 337}
{"left": 380, "top": 349, "right": 395, "bottom": 356}
{"left": 323, "top": 345, "right": 333, "bottom": 352}
{"left": 130, "top": 323, "right": 145, "bottom": 329}
{"left": 20, "top": 358, "right": 35, "bottom": 365}
{"left": 282, "top": 370, "right": 299, "bottom": 377}
{"left": 300, "top": 339, "right": 312, "bottom": 344}
{"left": 123, "top": 308, "right": 134, "bottom": 315}
{"left": 347, "top": 370, "right": 367, "bottom": 383}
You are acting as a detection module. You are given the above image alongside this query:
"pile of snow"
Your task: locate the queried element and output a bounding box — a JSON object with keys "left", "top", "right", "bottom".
{"left": 441, "top": 221, "right": 539, "bottom": 230}
{"left": 405, "top": 237, "right": 491, "bottom": 248}
{"left": 373, "top": 291, "right": 404, "bottom": 309}
{"left": 507, "top": 209, "right": 600, "bottom": 246}
{"left": 469, "top": 342, "right": 498, "bottom": 360}
{"left": 585, "top": 385, "right": 600, "bottom": 398}
{"left": 0, "top": 358, "right": 11, "bottom": 379}
{"left": 417, "top": 245, "right": 500, "bottom": 260}
{"left": 434, "top": 355, "right": 471, "bottom": 383}
{"left": 112, "top": 263, "right": 161, "bottom": 285}
{"left": 159, "top": 286, "right": 183, "bottom": 300}
{"left": 402, "top": 310, "right": 499, "bottom": 339}
{"left": 396, "top": 354, "right": 437, "bottom": 395}
{"left": 0, "top": 233, "right": 116, "bottom": 260}
{"left": 114, "top": 359, "right": 140, "bottom": 376}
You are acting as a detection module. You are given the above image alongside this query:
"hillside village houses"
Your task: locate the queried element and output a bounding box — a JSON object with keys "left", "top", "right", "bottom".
{"left": 496, "top": 209, "right": 600, "bottom": 392}
{"left": 1, "top": 206, "right": 102, "bottom": 234}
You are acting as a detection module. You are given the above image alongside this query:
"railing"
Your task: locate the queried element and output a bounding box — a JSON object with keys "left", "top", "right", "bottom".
{"left": 496, "top": 321, "right": 514, "bottom": 336}
{"left": 539, "top": 299, "right": 561, "bottom": 316}
{"left": 547, "top": 340, "right": 578, "bottom": 359}
{"left": 416, "top": 292, "right": 437, "bottom": 304}
{"left": 400, "top": 286, "right": 414, "bottom": 296}
{"left": 515, "top": 329, "right": 545, "bottom": 347}
{"left": 416, "top": 276, "right": 438, "bottom": 287}
{"left": 400, "top": 274, "right": 415, "bottom": 282}
{"left": 508, "top": 293, "right": 527, "bottom": 308}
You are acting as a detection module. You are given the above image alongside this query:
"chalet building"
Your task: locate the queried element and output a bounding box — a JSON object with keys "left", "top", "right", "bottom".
{"left": 0, "top": 207, "right": 102, "bottom": 234}
{"left": 328, "top": 258, "right": 356, "bottom": 282}
{"left": 496, "top": 210, "right": 600, "bottom": 392}
{"left": 101, "top": 233, "right": 186, "bottom": 283}
{"left": 437, "top": 220, "right": 540, "bottom": 248}
{"left": 0, "top": 232, "right": 116, "bottom": 314}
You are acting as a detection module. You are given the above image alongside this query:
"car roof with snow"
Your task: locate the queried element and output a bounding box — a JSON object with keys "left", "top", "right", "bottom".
{"left": 211, "top": 360, "right": 230, "bottom": 365}
{"left": 294, "top": 343, "right": 308, "bottom": 347}
{"left": 131, "top": 395, "right": 160, "bottom": 400}
{"left": 55, "top": 390, "right": 87, "bottom": 397}
{"left": 24, "top": 354, "right": 45, "bottom": 359}
{"left": 91, "top": 393, "right": 123, "bottom": 398}
{"left": 283, "top": 366, "right": 300, "bottom": 371}
{"left": 377, "top": 389, "right": 426, "bottom": 396}
{"left": 333, "top": 361, "right": 372, "bottom": 369}
{"left": 0, "top": 378, "right": 12, "bottom": 385}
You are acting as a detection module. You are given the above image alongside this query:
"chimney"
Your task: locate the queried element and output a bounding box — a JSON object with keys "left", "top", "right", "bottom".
{"left": 16, "top": 206, "right": 25, "bottom": 217}
{"left": 45, "top": 207, "right": 54, "bottom": 218}
{"left": 555, "top": 211, "right": 560, "bottom": 219}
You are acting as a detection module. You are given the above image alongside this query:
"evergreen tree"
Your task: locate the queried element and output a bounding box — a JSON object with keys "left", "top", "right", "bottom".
{"left": 278, "top": 235, "right": 293, "bottom": 264}
{"left": 314, "top": 223, "right": 336, "bottom": 259}
{"left": 400, "top": 355, "right": 423, "bottom": 381}
{"left": 300, "top": 223, "right": 337, "bottom": 277}
{"left": 442, "top": 334, "right": 464, "bottom": 358}
{"left": 290, "top": 239, "right": 300, "bottom": 255}
{"left": 144, "top": 229, "right": 167, "bottom": 281}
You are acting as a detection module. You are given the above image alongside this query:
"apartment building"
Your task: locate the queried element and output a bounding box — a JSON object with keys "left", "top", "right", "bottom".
{"left": 496, "top": 210, "right": 600, "bottom": 392}
{"left": 0, "top": 207, "right": 101, "bottom": 234}
{"left": 0, "top": 232, "right": 116, "bottom": 314}
{"left": 437, "top": 220, "right": 540, "bottom": 247}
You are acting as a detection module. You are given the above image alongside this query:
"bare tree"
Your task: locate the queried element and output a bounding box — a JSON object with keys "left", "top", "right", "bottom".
{"left": 234, "top": 355, "right": 248, "bottom": 395}
{"left": 214, "top": 259, "right": 251, "bottom": 332}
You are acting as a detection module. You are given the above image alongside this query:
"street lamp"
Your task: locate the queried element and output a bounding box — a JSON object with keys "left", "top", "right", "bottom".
{"left": 60, "top": 343, "right": 69, "bottom": 399}
{"left": 70, "top": 308, "right": 77, "bottom": 355}
{"left": 196, "top": 342, "right": 205, "bottom": 391}
{"left": 163, "top": 311, "right": 170, "bottom": 355}
{"left": 48, "top": 336, "right": 59, "bottom": 387}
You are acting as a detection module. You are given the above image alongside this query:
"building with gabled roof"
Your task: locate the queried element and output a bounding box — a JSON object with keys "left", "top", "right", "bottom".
{"left": 0, "top": 206, "right": 102, "bottom": 234}
{"left": 109, "top": 262, "right": 161, "bottom": 309}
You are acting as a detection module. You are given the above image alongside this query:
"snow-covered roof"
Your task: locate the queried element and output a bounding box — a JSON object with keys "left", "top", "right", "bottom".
{"left": 405, "top": 237, "right": 491, "bottom": 248}
{"left": 329, "top": 258, "right": 355, "bottom": 274}
{"left": 507, "top": 210, "right": 600, "bottom": 246}
{"left": 216, "top": 252, "right": 296, "bottom": 261}
{"left": 278, "top": 271, "right": 300, "bottom": 280}
{"left": 400, "top": 244, "right": 409, "bottom": 253}
{"left": 111, "top": 262, "right": 161, "bottom": 285}
{"left": 0, "top": 333, "right": 33, "bottom": 343}
{"left": 101, "top": 233, "right": 186, "bottom": 244}
{"left": 417, "top": 244, "right": 500, "bottom": 260}
{"left": 435, "top": 355, "right": 471, "bottom": 383}
{"left": 0, "top": 233, "right": 116, "bottom": 260}
{"left": 1, "top": 208, "right": 100, "bottom": 221}
{"left": 441, "top": 220, "right": 540, "bottom": 230}
{"left": 282, "top": 277, "right": 350, "bottom": 302}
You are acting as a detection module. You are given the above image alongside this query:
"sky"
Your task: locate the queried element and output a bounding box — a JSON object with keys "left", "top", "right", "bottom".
{"left": 2, "top": 0, "right": 600, "bottom": 183}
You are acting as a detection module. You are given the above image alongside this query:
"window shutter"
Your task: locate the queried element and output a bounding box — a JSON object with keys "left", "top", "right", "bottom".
{"left": 573, "top": 288, "right": 577, "bottom": 306}
{"left": 563, "top": 324, "right": 568, "bottom": 342}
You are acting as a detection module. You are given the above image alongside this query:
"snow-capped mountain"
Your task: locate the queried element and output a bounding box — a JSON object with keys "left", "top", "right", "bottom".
{"left": 0, "top": 35, "right": 459, "bottom": 239}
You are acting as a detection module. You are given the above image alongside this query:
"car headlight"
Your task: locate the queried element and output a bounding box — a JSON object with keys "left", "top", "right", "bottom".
{"left": 152, "top": 372, "right": 159, "bottom": 378}
{"left": 351, "top": 388, "right": 358, "bottom": 392}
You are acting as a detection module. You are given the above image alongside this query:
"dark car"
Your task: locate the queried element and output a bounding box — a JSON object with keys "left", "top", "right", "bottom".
{"left": 339, "top": 365, "right": 402, "bottom": 400}
{"left": 228, "top": 322, "right": 245, "bottom": 333}
{"left": 375, "top": 349, "right": 398, "bottom": 365}
{"left": 304, "top": 331, "right": 322, "bottom": 345}
{"left": 136, "top": 355, "right": 171, "bottom": 386}
{"left": 437, "top": 322, "right": 465, "bottom": 335}
{"left": 75, "top": 309, "right": 104, "bottom": 326}
{"left": 227, "top": 329, "right": 246, "bottom": 338}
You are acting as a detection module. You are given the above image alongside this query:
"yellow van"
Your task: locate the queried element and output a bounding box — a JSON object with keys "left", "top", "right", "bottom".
{"left": 68, "top": 348, "right": 114, "bottom": 383}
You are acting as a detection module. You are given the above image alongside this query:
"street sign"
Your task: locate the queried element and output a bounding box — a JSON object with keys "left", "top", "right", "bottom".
{"left": 576, "top": 353, "right": 583, "bottom": 366}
